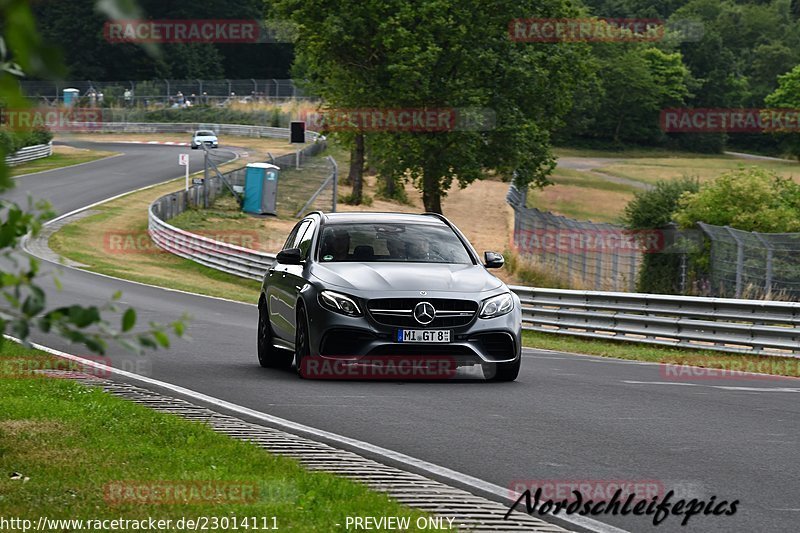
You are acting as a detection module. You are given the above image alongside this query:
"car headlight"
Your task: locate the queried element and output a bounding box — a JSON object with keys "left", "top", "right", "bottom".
{"left": 319, "top": 290, "right": 362, "bottom": 317}
{"left": 479, "top": 293, "right": 514, "bottom": 318}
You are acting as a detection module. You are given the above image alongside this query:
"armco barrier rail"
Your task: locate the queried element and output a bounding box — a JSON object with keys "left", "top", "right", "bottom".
{"left": 148, "top": 218, "right": 276, "bottom": 281}
{"left": 4, "top": 142, "right": 53, "bottom": 166}
{"left": 513, "top": 286, "right": 800, "bottom": 356}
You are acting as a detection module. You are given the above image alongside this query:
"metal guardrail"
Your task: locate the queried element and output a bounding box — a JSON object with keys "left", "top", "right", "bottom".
{"left": 148, "top": 216, "right": 275, "bottom": 281}
{"left": 513, "top": 286, "right": 800, "bottom": 356}
{"left": 5, "top": 142, "right": 53, "bottom": 166}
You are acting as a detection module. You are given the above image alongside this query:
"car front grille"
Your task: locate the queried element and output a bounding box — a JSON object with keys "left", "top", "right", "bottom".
{"left": 367, "top": 298, "right": 478, "bottom": 328}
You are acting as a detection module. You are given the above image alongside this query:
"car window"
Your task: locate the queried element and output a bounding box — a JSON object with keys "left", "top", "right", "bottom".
{"left": 283, "top": 220, "right": 311, "bottom": 251}
{"left": 281, "top": 222, "right": 302, "bottom": 251}
{"left": 296, "top": 219, "right": 317, "bottom": 259}
{"left": 317, "top": 222, "right": 473, "bottom": 264}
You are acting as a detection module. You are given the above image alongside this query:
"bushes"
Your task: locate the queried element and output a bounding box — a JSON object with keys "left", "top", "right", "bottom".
{"left": 674, "top": 167, "right": 800, "bottom": 232}
{"left": 124, "top": 107, "right": 290, "bottom": 128}
{"left": 624, "top": 168, "right": 800, "bottom": 295}
{"left": 0, "top": 126, "right": 53, "bottom": 154}
{"left": 623, "top": 177, "right": 700, "bottom": 293}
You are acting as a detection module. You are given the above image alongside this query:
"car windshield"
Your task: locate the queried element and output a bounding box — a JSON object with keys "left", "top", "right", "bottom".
{"left": 317, "top": 223, "right": 473, "bottom": 264}
{"left": 195, "top": 131, "right": 215, "bottom": 136}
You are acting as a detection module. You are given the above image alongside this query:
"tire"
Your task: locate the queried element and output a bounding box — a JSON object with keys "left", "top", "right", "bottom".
{"left": 294, "top": 307, "right": 311, "bottom": 378}
{"left": 483, "top": 357, "right": 520, "bottom": 382}
{"left": 191, "top": 145, "right": 198, "bottom": 150}
{"left": 257, "top": 300, "right": 288, "bottom": 368}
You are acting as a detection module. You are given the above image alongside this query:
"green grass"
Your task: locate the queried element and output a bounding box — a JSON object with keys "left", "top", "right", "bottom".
{"left": 526, "top": 167, "right": 637, "bottom": 223}
{"left": 10, "top": 149, "right": 117, "bottom": 177}
{"left": 547, "top": 167, "right": 640, "bottom": 193}
{"left": 552, "top": 146, "right": 731, "bottom": 159}
{"left": 594, "top": 158, "right": 799, "bottom": 186}
{"left": 537, "top": 147, "right": 800, "bottom": 222}
{"left": 0, "top": 342, "right": 446, "bottom": 531}
{"left": 48, "top": 177, "right": 264, "bottom": 303}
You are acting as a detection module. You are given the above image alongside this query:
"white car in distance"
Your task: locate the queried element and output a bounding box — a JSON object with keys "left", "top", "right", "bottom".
{"left": 191, "top": 130, "right": 219, "bottom": 149}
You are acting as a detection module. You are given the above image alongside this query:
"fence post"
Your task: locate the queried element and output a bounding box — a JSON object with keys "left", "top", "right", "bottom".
{"left": 203, "top": 148, "right": 210, "bottom": 208}
{"left": 724, "top": 226, "right": 744, "bottom": 298}
{"left": 331, "top": 156, "right": 338, "bottom": 213}
{"left": 754, "top": 232, "right": 773, "bottom": 295}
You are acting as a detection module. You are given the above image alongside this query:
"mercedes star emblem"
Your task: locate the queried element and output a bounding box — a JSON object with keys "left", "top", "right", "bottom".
{"left": 413, "top": 301, "right": 436, "bottom": 325}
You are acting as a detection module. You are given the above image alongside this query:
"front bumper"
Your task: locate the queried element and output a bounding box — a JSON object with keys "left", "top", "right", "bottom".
{"left": 303, "top": 291, "right": 522, "bottom": 365}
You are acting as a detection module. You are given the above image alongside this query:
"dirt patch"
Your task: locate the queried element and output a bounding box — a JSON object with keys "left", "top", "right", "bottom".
{"left": 0, "top": 419, "right": 68, "bottom": 437}
{"left": 52, "top": 144, "right": 95, "bottom": 155}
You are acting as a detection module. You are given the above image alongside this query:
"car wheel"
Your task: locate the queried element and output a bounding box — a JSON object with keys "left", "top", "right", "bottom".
{"left": 294, "top": 307, "right": 311, "bottom": 378}
{"left": 257, "top": 299, "right": 287, "bottom": 368}
{"left": 191, "top": 145, "right": 198, "bottom": 149}
{"left": 483, "top": 357, "right": 520, "bottom": 382}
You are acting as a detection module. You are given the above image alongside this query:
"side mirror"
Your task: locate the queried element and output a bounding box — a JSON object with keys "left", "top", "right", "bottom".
{"left": 276, "top": 247, "right": 303, "bottom": 265}
{"left": 484, "top": 251, "right": 504, "bottom": 269}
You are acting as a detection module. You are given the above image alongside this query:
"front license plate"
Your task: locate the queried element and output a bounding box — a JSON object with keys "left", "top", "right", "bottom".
{"left": 397, "top": 329, "right": 450, "bottom": 343}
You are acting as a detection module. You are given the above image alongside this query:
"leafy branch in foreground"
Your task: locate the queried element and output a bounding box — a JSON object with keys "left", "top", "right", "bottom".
{"left": 0, "top": 199, "right": 189, "bottom": 354}
{"left": 1, "top": 0, "right": 187, "bottom": 355}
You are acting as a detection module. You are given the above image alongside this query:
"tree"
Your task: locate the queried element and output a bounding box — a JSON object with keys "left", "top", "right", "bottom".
{"left": 271, "top": 0, "right": 592, "bottom": 213}
{"left": 585, "top": 45, "right": 691, "bottom": 144}
{"left": 29, "top": 0, "right": 279, "bottom": 80}
{"left": 765, "top": 64, "right": 800, "bottom": 159}
{"left": 1, "top": 0, "right": 185, "bottom": 353}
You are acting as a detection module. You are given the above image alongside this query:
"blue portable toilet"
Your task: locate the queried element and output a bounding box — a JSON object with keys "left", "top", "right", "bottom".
{"left": 243, "top": 163, "right": 280, "bottom": 215}
{"left": 63, "top": 88, "right": 80, "bottom": 106}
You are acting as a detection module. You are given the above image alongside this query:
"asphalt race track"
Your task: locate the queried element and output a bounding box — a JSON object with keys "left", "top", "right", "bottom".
{"left": 4, "top": 141, "right": 799, "bottom": 533}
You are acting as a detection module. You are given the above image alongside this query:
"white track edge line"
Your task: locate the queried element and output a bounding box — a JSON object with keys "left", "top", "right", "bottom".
{"left": 5, "top": 335, "right": 628, "bottom": 533}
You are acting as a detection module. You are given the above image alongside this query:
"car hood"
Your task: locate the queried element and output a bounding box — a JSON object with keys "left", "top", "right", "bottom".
{"left": 195, "top": 135, "right": 217, "bottom": 140}
{"left": 310, "top": 262, "right": 503, "bottom": 293}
